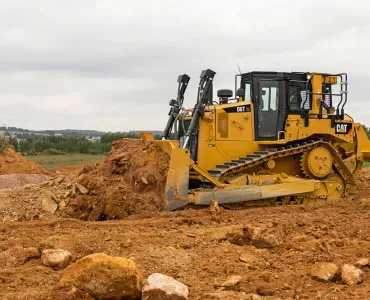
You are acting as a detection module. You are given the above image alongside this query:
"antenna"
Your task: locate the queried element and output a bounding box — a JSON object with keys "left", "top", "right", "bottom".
{"left": 237, "top": 63, "right": 242, "bottom": 75}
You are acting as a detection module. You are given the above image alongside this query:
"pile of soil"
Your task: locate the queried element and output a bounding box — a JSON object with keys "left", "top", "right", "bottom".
{"left": 0, "top": 174, "right": 72, "bottom": 222}
{"left": 62, "top": 139, "right": 170, "bottom": 220}
{"left": 0, "top": 148, "right": 49, "bottom": 175}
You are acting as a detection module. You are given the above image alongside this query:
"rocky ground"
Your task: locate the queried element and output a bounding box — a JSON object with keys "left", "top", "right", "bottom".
{"left": 1, "top": 183, "right": 370, "bottom": 299}
{"left": 1, "top": 143, "right": 370, "bottom": 299}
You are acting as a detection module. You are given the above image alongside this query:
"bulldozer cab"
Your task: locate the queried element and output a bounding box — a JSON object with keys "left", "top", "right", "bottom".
{"left": 241, "top": 71, "right": 349, "bottom": 142}
{"left": 241, "top": 72, "right": 310, "bottom": 141}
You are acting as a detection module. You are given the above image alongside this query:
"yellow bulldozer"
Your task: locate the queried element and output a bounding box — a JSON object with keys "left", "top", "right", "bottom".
{"left": 139, "top": 70, "right": 370, "bottom": 210}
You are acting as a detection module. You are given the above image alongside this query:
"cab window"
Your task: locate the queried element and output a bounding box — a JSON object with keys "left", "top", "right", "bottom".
{"left": 289, "top": 86, "right": 299, "bottom": 110}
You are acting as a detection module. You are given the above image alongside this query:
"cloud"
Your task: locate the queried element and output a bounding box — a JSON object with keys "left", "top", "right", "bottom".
{"left": 0, "top": 0, "right": 369, "bottom": 131}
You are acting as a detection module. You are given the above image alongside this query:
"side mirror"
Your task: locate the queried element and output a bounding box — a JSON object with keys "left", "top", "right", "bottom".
{"left": 261, "top": 90, "right": 266, "bottom": 96}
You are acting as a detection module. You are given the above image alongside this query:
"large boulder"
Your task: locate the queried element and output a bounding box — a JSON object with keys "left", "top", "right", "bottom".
{"left": 142, "top": 273, "right": 189, "bottom": 300}
{"left": 341, "top": 264, "right": 365, "bottom": 285}
{"left": 58, "top": 253, "right": 143, "bottom": 300}
{"left": 42, "top": 249, "right": 72, "bottom": 269}
{"left": 311, "top": 262, "right": 339, "bottom": 282}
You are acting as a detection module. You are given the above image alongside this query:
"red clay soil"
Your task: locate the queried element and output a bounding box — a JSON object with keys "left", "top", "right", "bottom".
{"left": 62, "top": 139, "right": 170, "bottom": 220}
{"left": 0, "top": 148, "right": 49, "bottom": 175}
{"left": 1, "top": 145, "right": 370, "bottom": 299}
{"left": 1, "top": 188, "right": 370, "bottom": 299}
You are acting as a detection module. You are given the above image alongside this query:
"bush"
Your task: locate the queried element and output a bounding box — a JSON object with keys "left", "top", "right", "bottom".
{"left": 0, "top": 137, "right": 15, "bottom": 153}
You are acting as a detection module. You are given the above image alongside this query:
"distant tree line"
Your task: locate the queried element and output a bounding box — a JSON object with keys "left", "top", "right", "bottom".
{"left": 4, "top": 126, "right": 370, "bottom": 156}
{"left": 7, "top": 132, "right": 162, "bottom": 155}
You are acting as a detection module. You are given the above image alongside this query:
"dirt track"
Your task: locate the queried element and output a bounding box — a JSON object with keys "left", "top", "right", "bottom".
{"left": 1, "top": 170, "right": 370, "bottom": 299}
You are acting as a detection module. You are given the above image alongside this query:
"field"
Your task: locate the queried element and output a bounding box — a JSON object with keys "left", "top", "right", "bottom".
{"left": 25, "top": 154, "right": 105, "bottom": 172}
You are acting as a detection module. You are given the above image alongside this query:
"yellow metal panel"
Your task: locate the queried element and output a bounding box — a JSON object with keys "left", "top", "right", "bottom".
{"left": 310, "top": 74, "right": 322, "bottom": 113}
{"left": 217, "top": 112, "right": 228, "bottom": 138}
{"left": 284, "top": 115, "right": 353, "bottom": 143}
{"left": 140, "top": 132, "right": 155, "bottom": 140}
{"left": 326, "top": 76, "right": 337, "bottom": 84}
{"left": 214, "top": 103, "right": 254, "bottom": 141}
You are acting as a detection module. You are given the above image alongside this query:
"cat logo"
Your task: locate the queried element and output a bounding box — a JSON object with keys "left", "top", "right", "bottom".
{"left": 336, "top": 124, "right": 347, "bottom": 133}
{"left": 223, "top": 105, "right": 251, "bottom": 113}
{"left": 334, "top": 122, "right": 353, "bottom": 134}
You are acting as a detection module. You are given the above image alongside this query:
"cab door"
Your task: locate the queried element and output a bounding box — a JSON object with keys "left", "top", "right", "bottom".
{"left": 253, "top": 76, "right": 286, "bottom": 141}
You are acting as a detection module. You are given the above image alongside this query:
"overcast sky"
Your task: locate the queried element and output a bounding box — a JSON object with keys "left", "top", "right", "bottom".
{"left": 0, "top": 0, "right": 369, "bottom": 131}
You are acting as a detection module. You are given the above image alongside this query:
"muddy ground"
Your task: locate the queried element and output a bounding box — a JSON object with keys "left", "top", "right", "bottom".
{"left": 0, "top": 171, "right": 370, "bottom": 299}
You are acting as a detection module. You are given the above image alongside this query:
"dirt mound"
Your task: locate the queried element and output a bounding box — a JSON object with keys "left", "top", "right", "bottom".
{"left": 0, "top": 148, "right": 49, "bottom": 175}
{"left": 62, "top": 139, "right": 170, "bottom": 220}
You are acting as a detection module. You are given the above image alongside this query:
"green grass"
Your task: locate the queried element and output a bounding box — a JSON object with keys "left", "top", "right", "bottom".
{"left": 25, "top": 154, "right": 105, "bottom": 172}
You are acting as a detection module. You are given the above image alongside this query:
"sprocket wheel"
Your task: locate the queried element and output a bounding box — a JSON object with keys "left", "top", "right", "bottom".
{"left": 300, "top": 147, "right": 333, "bottom": 179}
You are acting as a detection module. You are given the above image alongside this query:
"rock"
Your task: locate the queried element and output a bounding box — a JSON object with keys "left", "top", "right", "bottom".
{"left": 0, "top": 246, "right": 40, "bottom": 267}
{"left": 220, "top": 275, "right": 242, "bottom": 287}
{"left": 186, "top": 233, "right": 196, "bottom": 238}
{"left": 142, "top": 273, "right": 189, "bottom": 300}
{"left": 75, "top": 183, "right": 88, "bottom": 195}
{"left": 55, "top": 176, "right": 66, "bottom": 184}
{"left": 209, "top": 200, "right": 221, "bottom": 213}
{"left": 226, "top": 225, "right": 284, "bottom": 248}
{"left": 239, "top": 253, "right": 258, "bottom": 264}
{"left": 141, "top": 177, "right": 148, "bottom": 184}
{"left": 244, "top": 225, "right": 283, "bottom": 248}
{"left": 42, "top": 197, "right": 58, "bottom": 214}
{"left": 354, "top": 258, "right": 369, "bottom": 268}
{"left": 341, "top": 264, "right": 365, "bottom": 285}
{"left": 58, "top": 253, "right": 143, "bottom": 299}
{"left": 71, "top": 184, "right": 77, "bottom": 197}
{"left": 256, "top": 286, "right": 274, "bottom": 296}
{"left": 59, "top": 200, "right": 66, "bottom": 210}
{"left": 42, "top": 249, "right": 72, "bottom": 269}
{"left": 311, "top": 262, "right": 339, "bottom": 282}
{"left": 201, "top": 291, "right": 261, "bottom": 300}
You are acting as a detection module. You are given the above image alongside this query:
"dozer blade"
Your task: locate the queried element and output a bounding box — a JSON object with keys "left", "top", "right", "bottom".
{"left": 189, "top": 180, "right": 320, "bottom": 206}
{"left": 140, "top": 133, "right": 193, "bottom": 211}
